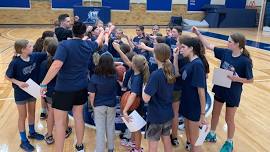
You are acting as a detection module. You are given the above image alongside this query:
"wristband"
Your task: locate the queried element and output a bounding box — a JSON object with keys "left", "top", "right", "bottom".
{"left": 40, "top": 84, "right": 47, "bottom": 88}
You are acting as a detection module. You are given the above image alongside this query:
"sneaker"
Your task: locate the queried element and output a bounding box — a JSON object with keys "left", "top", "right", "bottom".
{"left": 205, "top": 132, "right": 217, "bottom": 143}
{"left": 170, "top": 135, "right": 179, "bottom": 146}
{"left": 65, "top": 127, "right": 72, "bottom": 138}
{"left": 28, "top": 132, "right": 44, "bottom": 140}
{"left": 40, "top": 112, "right": 47, "bottom": 120}
{"left": 185, "top": 141, "right": 191, "bottom": 151}
{"left": 20, "top": 140, "right": 35, "bottom": 152}
{"left": 120, "top": 139, "right": 135, "bottom": 148}
{"left": 130, "top": 148, "right": 144, "bottom": 152}
{"left": 44, "top": 134, "right": 54, "bottom": 145}
{"left": 75, "top": 144, "right": 85, "bottom": 152}
{"left": 220, "top": 141, "right": 233, "bottom": 152}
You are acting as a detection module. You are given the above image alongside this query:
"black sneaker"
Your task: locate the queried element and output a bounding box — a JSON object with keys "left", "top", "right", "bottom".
{"left": 75, "top": 144, "right": 85, "bottom": 152}
{"left": 65, "top": 127, "right": 72, "bottom": 138}
{"left": 40, "top": 112, "right": 47, "bottom": 120}
{"left": 20, "top": 140, "right": 35, "bottom": 151}
{"left": 28, "top": 132, "right": 44, "bottom": 140}
{"left": 170, "top": 135, "right": 179, "bottom": 146}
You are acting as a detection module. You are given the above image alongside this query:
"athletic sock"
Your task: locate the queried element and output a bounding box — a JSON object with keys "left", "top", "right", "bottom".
{"left": 210, "top": 130, "right": 215, "bottom": 136}
{"left": 20, "top": 131, "right": 27, "bottom": 142}
{"left": 227, "top": 139, "right": 233, "bottom": 144}
{"left": 29, "top": 124, "right": 35, "bottom": 134}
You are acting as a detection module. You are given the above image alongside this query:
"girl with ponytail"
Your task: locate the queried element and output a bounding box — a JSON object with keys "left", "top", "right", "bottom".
{"left": 193, "top": 27, "right": 253, "bottom": 152}
{"left": 143, "top": 43, "right": 175, "bottom": 152}
{"left": 121, "top": 54, "right": 149, "bottom": 152}
{"left": 178, "top": 36, "right": 208, "bottom": 152}
{"left": 38, "top": 37, "right": 58, "bottom": 145}
{"left": 113, "top": 42, "right": 149, "bottom": 151}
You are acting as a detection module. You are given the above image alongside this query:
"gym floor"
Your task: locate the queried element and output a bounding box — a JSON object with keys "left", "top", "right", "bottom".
{"left": 0, "top": 27, "right": 269, "bottom": 152}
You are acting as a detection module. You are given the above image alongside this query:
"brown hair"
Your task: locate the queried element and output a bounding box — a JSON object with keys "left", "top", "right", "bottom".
{"left": 154, "top": 43, "right": 176, "bottom": 84}
{"left": 180, "top": 37, "right": 210, "bottom": 74}
{"left": 94, "top": 53, "right": 116, "bottom": 77}
{"left": 13, "top": 39, "right": 29, "bottom": 59}
{"left": 46, "top": 38, "right": 58, "bottom": 69}
{"left": 33, "top": 31, "right": 55, "bottom": 52}
{"left": 230, "top": 33, "right": 253, "bottom": 66}
{"left": 132, "top": 55, "right": 150, "bottom": 84}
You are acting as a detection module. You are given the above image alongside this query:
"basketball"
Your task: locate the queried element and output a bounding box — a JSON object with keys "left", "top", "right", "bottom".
{"left": 120, "top": 91, "right": 141, "bottom": 112}
{"left": 115, "top": 65, "right": 126, "bottom": 81}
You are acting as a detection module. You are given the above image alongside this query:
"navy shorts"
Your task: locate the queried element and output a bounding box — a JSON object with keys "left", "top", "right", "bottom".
{"left": 214, "top": 95, "right": 239, "bottom": 107}
{"left": 15, "top": 97, "right": 36, "bottom": 105}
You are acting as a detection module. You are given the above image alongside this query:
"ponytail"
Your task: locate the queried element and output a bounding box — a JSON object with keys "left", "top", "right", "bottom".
{"left": 163, "top": 59, "right": 176, "bottom": 84}
{"left": 242, "top": 47, "right": 253, "bottom": 66}
{"left": 198, "top": 54, "right": 210, "bottom": 74}
{"left": 142, "top": 61, "right": 150, "bottom": 84}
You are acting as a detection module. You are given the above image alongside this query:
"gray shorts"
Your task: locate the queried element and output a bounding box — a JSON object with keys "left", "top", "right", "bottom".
{"left": 145, "top": 120, "right": 172, "bottom": 141}
{"left": 45, "top": 97, "right": 53, "bottom": 104}
{"left": 15, "top": 97, "right": 36, "bottom": 105}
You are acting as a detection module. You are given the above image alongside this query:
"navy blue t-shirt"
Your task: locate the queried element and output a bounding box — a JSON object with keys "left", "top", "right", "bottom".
{"left": 108, "top": 38, "right": 123, "bottom": 58}
{"left": 174, "top": 54, "right": 189, "bottom": 91}
{"left": 6, "top": 52, "right": 47, "bottom": 101}
{"left": 144, "top": 69, "right": 174, "bottom": 124}
{"left": 166, "top": 37, "right": 177, "bottom": 60}
{"left": 180, "top": 58, "right": 206, "bottom": 121}
{"left": 130, "top": 74, "right": 143, "bottom": 96}
{"left": 123, "top": 69, "right": 133, "bottom": 89}
{"left": 133, "top": 36, "right": 144, "bottom": 54}
{"left": 212, "top": 47, "right": 253, "bottom": 106}
{"left": 53, "top": 39, "right": 98, "bottom": 92}
{"left": 88, "top": 74, "right": 118, "bottom": 107}
{"left": 39, "top": 59, "right": 56, "bottom": 98}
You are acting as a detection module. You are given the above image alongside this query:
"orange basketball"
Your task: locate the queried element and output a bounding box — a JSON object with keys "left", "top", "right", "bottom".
{"left": 120, "top": 91, "right": 141, "bottom": 112}
{"left": 115, "top": 65, "right": 126, "bottom": 81}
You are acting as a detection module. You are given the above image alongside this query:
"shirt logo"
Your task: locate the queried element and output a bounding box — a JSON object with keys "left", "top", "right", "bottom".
{"left": 22, "top": 63, "right": 36, "bottom": 75}
{"left": 221, "top": 61, "right": 238, "bottom": 76}
{"left": 182, "top": 70, "right": 187, "bottom": 80}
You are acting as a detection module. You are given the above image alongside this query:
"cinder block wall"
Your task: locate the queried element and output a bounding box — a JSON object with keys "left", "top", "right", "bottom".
{"left": 0, "top": 0, "right": 204, "bottom": 25}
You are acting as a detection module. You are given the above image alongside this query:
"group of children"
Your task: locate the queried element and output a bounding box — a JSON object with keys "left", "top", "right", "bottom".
{"left": 5, "top": 14, "right": 253, "bottom": 152}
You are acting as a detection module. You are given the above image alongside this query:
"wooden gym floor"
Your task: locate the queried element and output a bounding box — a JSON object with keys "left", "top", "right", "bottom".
{"left": 0, "top": 27, "right": 269, "bottom": 152}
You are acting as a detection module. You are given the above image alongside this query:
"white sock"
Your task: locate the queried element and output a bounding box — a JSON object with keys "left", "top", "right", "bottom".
{"left": 41, "top": 108, "right": 47, "bottom": 114}
{"left": 227, "top": 139, "right": 233, "bottom": 144}
{"left": 210, "top": 130, "right": 215, "bottom": 136}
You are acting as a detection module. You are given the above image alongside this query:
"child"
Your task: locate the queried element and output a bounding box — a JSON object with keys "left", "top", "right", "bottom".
{"left": 122, "top": 55, "right": 150, "bottom": 152}
{"left": 113, "top": 42, "right": 149, "bottom": 152}
{"left": 193, "top": 27, "right": 253, "bottom": 152}
{"left": 170, "top": 35, "right": 190, "bottom": 147}
{"left": 177, "top": 36, "right": 209, "bottom": 152}
{"left": 88, "top": 53, "right": 118, "bottom": 152}
{"left": 151, "top": 25, "right": 160, "bottom": 36}
{"left": 166, "top": 26, "right": 182, "bottom": 56}
{"left": 165, "top": 27, "right": 172, "bottom": 39}
{"left": 33, "top": 30, "right": 55, "bottom": 52}
{"left": 108, "top": 28, "right": 124, "bottom": 58}
{"left": 142, "top": 43, "right": 175, "bottom": 152}
{"left": 5, "top": 39, "right": 46, "bottom": 151}
{"left": 39, "top": 37, "right": 58, "bottom": 144}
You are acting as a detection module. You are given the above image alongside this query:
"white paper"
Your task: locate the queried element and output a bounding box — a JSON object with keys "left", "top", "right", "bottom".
{"left": 212, "top": 68, "right": 234, "bottom": 88}
{"left": 21, "top": 79, "right": 41, "bottom": 99}
{"left": 195, "top": 124, "right": 210, "bottom": 146}
{"left": 121, "top": 110, "right": 146, "bottom": 132}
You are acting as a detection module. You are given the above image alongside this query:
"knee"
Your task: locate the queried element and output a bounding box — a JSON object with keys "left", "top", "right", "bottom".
{"left": 225, "top": 117, "right": 234, "bottom": 126}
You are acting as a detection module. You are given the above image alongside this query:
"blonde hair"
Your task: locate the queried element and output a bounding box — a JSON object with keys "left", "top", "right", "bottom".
{"left": 13, "top": 39, "right": 29, "bottom": 59}
{"left": 132, "top": 55, "right": 150, "bottom": 84}
{"left": 154, "top": 43, "right": 176, "bottom": 84}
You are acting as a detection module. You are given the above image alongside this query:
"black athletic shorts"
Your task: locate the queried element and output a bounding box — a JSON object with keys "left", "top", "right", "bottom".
{"left": 214, "top": 95, "right": 237, "bottom": 108}
{"left": 52, "top": 88, "right": 87, "bottom": 111}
